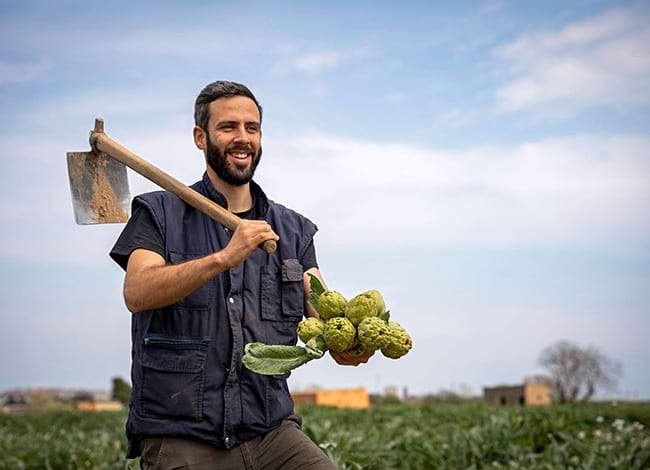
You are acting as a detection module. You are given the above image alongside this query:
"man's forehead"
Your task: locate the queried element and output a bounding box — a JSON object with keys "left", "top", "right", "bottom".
{"left": 209, "top": 96, "right": 260, "bottom": 122}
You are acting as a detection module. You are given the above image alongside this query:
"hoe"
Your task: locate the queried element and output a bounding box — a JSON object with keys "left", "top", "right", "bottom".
{"left": 66, "top": 118, "right": 276, "bottom": 253}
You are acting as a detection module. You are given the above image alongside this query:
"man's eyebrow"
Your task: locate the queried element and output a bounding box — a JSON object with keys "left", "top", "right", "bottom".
{"left": 214, "top": 120, "right": 260, "bottom": 127}
{"left": 214, "top": 120, "right": 237, "bottom": 127}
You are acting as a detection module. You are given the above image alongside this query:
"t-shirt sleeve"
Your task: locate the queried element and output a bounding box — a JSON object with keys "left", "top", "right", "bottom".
{"left": 299, "top": 238, "right": 318, "bottom": 272}
{"left": 109, "top": 202, "right": 165, "bottom": 271}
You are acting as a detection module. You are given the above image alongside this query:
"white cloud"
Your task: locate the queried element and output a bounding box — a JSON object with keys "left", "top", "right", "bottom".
{"left": 1, "top": 126, "right": 648, "bottom": 265}
{"left": 261, "top": 131, "right": 650, "bottom": 249}
{"left": 496, "top": 7, "right": 650, "bottom": 113}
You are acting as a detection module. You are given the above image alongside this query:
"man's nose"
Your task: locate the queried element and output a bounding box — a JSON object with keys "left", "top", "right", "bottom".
{"left": 232, "top": 125, "right": 250, "bottom": 144}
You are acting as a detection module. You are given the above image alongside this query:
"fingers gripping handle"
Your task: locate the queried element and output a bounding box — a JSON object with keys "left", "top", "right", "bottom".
{"left": 261, "top": 240, "right": 277, "bottom": 253}
{"left": 90, "top": 118, "right": 277, "bottom": 254}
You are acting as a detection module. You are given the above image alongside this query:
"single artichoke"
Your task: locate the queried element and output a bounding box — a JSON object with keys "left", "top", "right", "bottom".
{"left": 323, "top": 317, "right": 356, "bottom": 352}
{"left": 297, "top": 318, "right": 325, "bottom": 343}
{"left": 344, "top": 293, "right": 377, "bottom": 327}
{"left": 362, "top": 289, "right": 386, "bottom": 315}
{"left": 357, "top": 317, "right": 391, "bottom": 351}
{"left": 317, "top": 291, "right": 348, "bottom": 320}
{"left": 381, "top": 321, "right": 413, "bottom": 359}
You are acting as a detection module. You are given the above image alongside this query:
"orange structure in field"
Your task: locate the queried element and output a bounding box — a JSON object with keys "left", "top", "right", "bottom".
{"left": 75, "top": 400, "right": 124, "bottom": 411}
{"left": 292, "top": 388, "right": 369, "bottom": 409}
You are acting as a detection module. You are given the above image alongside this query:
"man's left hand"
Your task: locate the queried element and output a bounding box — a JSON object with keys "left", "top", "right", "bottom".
{"left": 330, "top": 349, "right": 374, "bottom": 366}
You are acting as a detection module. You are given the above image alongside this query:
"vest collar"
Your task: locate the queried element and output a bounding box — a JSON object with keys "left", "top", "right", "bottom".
{"left": 198, "top": 172, "right": 269, "bottom": 216}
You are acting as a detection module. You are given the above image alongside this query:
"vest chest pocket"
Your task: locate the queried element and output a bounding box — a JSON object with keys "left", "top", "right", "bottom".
{"left": 260, "top": 259, "right": 305, "bottom": 324}
{"left": 139, "top": 335, "right": 210, "bottom": 421}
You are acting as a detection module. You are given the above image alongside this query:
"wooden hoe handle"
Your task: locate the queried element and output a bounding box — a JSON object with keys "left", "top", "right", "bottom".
{"left": 89, "top": 119, "right": 277, "bottom": 254}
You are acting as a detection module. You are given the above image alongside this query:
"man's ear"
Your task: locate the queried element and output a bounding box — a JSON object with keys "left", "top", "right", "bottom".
{"left": 193, "top": 126, "right": 207, "bottom": 151}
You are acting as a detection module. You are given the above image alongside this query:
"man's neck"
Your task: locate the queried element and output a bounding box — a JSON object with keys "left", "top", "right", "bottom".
{"left": 206, "top": 167, "right": 253, "bottom": 213}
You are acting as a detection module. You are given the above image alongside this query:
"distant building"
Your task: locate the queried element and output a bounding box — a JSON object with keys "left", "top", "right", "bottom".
{"left": 0, "top": 388, "right": 114, "bottom": 412}
{"left": 384, "top": 385, "right": 398, "bottom": 398}
{"left": 483, "top": 383, "right": 552, "bottom": 406}
{"left": 292, "top": 388, "right": 369, "bottom": 409}
{"left": 75, "top": 401, "right": 124, "bottom": 411}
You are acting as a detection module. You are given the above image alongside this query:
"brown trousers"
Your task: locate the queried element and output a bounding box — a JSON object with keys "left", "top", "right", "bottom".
{"left": 140, "top": 415, "right": 336, "bottom": 470}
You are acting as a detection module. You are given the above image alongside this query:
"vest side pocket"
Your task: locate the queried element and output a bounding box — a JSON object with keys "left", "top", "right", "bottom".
{"left": 139, "top": 335, "right": 210, "bottom": 422}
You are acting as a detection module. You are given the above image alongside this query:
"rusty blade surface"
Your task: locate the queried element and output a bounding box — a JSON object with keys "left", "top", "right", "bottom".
{"left": 66, "top": 151, "right": 130, "bottom": 224}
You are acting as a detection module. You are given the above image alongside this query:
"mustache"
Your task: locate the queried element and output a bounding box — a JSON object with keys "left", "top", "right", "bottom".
{"left": 225, "top": 144, "right": 254, "bottom": 153}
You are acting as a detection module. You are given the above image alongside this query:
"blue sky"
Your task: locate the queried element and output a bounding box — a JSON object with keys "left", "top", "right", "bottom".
{"left": 1, "top": 0, "right": 649, "bottom": 399}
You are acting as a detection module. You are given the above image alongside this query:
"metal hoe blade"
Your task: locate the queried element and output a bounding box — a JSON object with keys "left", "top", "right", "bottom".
{"left": 66, "top": 150, "right": 130, "bottom": 225}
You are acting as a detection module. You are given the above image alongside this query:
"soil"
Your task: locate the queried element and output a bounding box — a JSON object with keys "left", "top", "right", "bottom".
{"left": 88, "top": 154, "right": 128, "bottom": 223}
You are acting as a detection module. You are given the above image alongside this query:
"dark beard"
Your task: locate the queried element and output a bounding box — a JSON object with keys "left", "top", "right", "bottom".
{"left": 206, "top": 136, "right": 262, "bottom": 186}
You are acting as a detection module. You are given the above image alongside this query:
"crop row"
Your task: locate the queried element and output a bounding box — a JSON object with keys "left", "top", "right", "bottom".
{"left": 1, "top": 403, "right": 648, "bottom": 469}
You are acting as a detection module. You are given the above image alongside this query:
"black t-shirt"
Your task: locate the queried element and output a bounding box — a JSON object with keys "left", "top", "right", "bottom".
{"left": 110, "top": 201, "right": 318, "bottom": 275}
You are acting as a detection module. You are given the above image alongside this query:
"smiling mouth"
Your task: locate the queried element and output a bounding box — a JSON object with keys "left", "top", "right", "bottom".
{"left": 227, "top": 151, "right": 252, "bottom": 163}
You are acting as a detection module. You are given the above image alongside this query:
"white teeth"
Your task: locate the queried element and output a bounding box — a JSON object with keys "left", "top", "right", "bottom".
{"left": 229, "top": 152, "right": 249, "bottom": 159}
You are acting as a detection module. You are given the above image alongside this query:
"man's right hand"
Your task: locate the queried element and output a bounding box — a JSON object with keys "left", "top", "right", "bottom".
{"left": 218, "top": 220, "right": 279, "bottom": 269}
{"left": 330, "top": 349, "right": 375, "bottom": 366}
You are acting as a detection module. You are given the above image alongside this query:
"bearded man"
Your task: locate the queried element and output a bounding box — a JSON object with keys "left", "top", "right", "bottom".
{"left": 110, "top": 81, "right": 370, "bottom": 469}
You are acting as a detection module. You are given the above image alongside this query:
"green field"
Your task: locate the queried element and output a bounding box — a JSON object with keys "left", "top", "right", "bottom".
{"left": 1, "top": 403, "right": 649, "bottom": 469}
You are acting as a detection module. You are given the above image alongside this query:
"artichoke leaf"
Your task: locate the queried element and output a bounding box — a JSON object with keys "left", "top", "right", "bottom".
{"left": 305, "top": 334, "right": 328, "bottom": 359}
{"left": 379, "top": 310, "right": 391, "bottom": 323}
{"left": 307, "top": 273, "right": 326, "bottom": 310}
{"left": 242, "top": 342, "right": 313, "bottom": 375}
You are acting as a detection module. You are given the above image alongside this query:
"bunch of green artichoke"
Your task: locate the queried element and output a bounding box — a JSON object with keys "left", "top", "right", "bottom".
{"left": 243, "top": 275, "right": 412, "bottom": 375}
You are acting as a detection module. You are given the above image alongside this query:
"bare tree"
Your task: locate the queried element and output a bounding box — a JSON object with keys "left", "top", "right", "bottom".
{"left": 537, "top": 340, "right": 622, "bottom": 403}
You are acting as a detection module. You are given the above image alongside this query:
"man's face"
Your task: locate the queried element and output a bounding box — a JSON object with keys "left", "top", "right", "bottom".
{"left": 202, "top": 96, "right": 262, "bottom": 186}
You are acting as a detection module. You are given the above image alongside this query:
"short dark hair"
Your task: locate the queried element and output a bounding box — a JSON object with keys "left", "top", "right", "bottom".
{"left": 194, "top": 80, "right": 263, "bottom": 130}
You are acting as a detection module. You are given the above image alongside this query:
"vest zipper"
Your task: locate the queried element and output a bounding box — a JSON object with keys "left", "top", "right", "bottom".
{"left": 143, "top": 336, "right": 210, "bottom": 347}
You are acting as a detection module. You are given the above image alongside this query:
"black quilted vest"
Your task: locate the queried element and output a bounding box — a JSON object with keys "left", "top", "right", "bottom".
{"left": 125, "top": 174, "right": 317, "bottom": 458}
